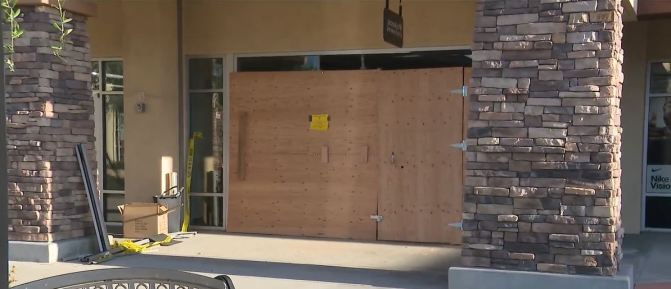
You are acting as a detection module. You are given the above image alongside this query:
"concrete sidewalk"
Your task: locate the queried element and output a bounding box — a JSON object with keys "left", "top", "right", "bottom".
{"left": 623, "top": 232, "right": 671, "bottom": 289}
{"left": 11, "top": 232, "right": 671, "bottom": 289}
{"left": 12, "top": 233, "right": 460, "bottom": 289}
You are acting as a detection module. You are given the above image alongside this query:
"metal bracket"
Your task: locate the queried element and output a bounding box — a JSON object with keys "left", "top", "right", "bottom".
{"left": 450, "top": 140, "right": 467, "bottom": 151}
{"left": 449, "top": 221, "right": 463, "bottom": 230}
{"left": 370, "top": 215, "right": 384, "bottom": 222}
{"left": 450, "top": 85, "right": 468, "bottom": 97}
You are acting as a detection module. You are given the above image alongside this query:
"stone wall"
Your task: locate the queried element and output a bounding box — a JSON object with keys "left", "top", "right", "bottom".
{"left": 464, "top": 0, "right": 624, "bottom": 276}
{"left": 6, "top": 5, "right": 94, "bottom": 242}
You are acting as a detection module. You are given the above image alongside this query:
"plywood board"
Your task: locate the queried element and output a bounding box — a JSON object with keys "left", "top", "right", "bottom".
{"left": 229, "top": 67, "right": 466, "bottom": 244}
{"left": 228, "top": 70, "right": 380, "bottom": 240}
{"left": 377, "top": 68, "right": 464, "bottom": 244}
{"left": 464, "top": 67, "right": 472, "bottom": 140}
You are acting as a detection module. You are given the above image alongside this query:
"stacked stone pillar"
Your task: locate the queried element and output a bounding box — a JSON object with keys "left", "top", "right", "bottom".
{"left": 6, "top": 5, "right": 94, "bottom": 245}
{"left": 464, "top": 0, "right": 624, "bottom": 276}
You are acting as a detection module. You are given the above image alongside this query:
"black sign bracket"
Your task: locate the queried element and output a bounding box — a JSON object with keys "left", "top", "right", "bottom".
{"left": 385, "top": 0, "right": 403, "bottom": 16}
{"left": 383, "top": 0, "right": 404, "bottom": 48}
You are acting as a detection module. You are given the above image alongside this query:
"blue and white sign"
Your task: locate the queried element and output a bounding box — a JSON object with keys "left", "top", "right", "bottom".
{"left": 647, "top": 165, "right": 671, "bottom": 193}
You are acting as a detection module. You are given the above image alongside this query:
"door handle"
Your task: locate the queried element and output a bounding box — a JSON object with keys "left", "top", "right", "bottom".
{"left": 391, "top": 152, "right": 396, "bottom": 164}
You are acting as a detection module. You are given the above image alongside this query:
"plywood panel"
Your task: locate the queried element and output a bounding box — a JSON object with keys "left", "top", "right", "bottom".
{"left": 377, "top": 68, "right": 464, "bottom": 244}
{"left": 464, "top": 67, "right": 472, "bottom": 140}
{"left": 228, "top": 70, "right": 380, "bottom": 240}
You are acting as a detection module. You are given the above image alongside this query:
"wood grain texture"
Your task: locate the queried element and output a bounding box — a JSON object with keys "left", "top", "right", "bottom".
{"left": 377, "top": 68, "right": 464, "bottom": 244}
{"left": 228, "top": 68, "right": 465, "bottom": 243}
{"left": 237, "top": 112, "right": 248, "bottom": 181}
{"left": 229, "top": 70, "right": 380, "bottom": 240}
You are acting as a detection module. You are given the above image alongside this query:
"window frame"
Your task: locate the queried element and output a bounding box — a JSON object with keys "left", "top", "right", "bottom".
{"left": 233, "top": 45, "right": 471, "bottom": 72}
{"left": 92, "top": 58, "right": 125, "bottom": 231}
{"left": 643, "top": 59, "right": 671, "bottom": 232}
{"left": 184, "top": 55, "right": 231, "bottom": 231}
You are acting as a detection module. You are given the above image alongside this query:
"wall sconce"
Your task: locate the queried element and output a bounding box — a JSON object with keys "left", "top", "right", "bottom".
{"left": 136, "top": 92, "right": 147, "bottom": 113}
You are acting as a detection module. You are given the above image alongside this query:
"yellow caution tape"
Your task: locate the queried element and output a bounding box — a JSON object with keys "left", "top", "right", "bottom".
{"left": 182, "top": 132, "right": 203, "bottom": 232}
{"left": 114, "top": 235, "right": 173, "bottom": 254}
{"left": 117, "top": 240, "right": 151, "bottom": 254}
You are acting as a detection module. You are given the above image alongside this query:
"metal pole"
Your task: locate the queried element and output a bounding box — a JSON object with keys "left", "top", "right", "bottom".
{"left": 0, "top": 6, "right": 10, "bottom": 289}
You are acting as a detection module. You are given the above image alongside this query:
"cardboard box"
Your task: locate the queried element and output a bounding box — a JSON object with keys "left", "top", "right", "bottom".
{"left": 120, "top": 202, "right": 169, "bottom": 239}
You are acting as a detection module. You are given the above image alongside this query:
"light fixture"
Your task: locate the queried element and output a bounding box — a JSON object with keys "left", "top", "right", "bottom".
{"left": 136, "top": 92, "right": 147, "bottom": 113}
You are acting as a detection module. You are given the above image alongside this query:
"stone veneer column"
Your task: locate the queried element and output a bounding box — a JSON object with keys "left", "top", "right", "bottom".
{"left": 6, "top": 5, "right": 95, "bottom": 259}
{"left": 464, "top": 0, "right": 624, "bottom": 276}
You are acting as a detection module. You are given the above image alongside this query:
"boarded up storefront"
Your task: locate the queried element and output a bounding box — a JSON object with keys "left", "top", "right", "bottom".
{"left": 229, "top": 68, "right": 468, "bottom": 244}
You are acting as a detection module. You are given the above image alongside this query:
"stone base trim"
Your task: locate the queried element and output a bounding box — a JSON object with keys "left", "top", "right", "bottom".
{"left": 9, "top": 237, "right": 97, "bottom": 263}
{"left": 448, "top": 265, "right": 633, "bottom": 289}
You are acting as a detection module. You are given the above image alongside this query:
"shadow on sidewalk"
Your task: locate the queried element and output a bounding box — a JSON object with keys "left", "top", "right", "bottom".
{"left": 91, "top": 253, "right": 450, "bottom": 289}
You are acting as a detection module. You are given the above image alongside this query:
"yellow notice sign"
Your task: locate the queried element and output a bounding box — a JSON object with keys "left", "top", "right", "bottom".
{"left": 310, "top": 114, "right": 329, "bottom": 132}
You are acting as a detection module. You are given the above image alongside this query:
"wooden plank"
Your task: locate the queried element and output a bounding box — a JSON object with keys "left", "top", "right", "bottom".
{"left": 228, "top": 70, "right": 380, "bottom": 240}
{"left": 464, "top": 67, "right": 472, "bottom": 140}
{"left": 321, "top": 145, "right": 329, "bottom": 163}
{"left": 377, "top": 68, "right": 464, "bottom": 244}
{"left": 237, "top": 112, "right": 248, "bottom": 181}
{"left": 360, "top": 145, "right": 369, "bottom": 164}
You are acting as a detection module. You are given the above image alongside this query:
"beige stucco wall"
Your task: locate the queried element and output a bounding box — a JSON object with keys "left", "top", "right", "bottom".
{"left": 90, "top": 0, "right": 180, "bottom": 202}
{"left": 88, "top": 1, "right": 122, "bottom": 58}
{"left": 621, "top": 21, "right": 648, "bottom": 234}
{"left": 182, "top": 0, "right": 475, "bottom": 55}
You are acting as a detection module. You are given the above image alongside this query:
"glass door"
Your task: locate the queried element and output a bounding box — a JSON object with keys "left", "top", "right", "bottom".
{"left": 645, "top": 61, "right": 671, "bottom": 229}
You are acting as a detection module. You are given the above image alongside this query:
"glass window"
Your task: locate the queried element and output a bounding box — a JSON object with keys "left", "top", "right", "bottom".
{"left": 189, "top": 196, "right": 224, "bottom": 227}
{"left": 237, "top": 55, "right": 319, "bottom": 72}
{"left": 102, "top": 61, "right": 124, "bottom": 92}
{"left": 320, "top": 54, "right": 363, "bottom": 70}
{"left": 103, "top": 194, "right": 124, "bottom": 223}
{"left": 236, "top": 50, "right": 472, "bottom": 72}
{"left": 645, "top": 62, "right": 671, "bottom": 229}
{"left": 189, "top": 92, "right": 224, "bottom": 194}
{"left": 91, "top": 61, "right": 100, "bottom": 91}
{"left": 187, "top": 57, "right": 226, "bottom": 228}
{"left": 646, "top": 196, "right": 671, "bottom": 228}
{"left": 189, "top": 58, "right": 224, "bottom": 90}
{"left": 364, "top": 50, "right": 472, "bottom": 70}
{"left": 103, "top": 94, "right": 125, "bottom": 191}
{"left": 93, "top": 60, "right": 125, "bottom": 226}
{"left": 650, "top": 62, "right": 671, "bottom": 95}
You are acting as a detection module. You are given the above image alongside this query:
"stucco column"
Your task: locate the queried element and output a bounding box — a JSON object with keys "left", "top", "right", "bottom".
{"left": 463, "top": 0, "right": 624, "bottom": 276}
{"left": 6, "top": 4, "right": 96, "bottom": 262}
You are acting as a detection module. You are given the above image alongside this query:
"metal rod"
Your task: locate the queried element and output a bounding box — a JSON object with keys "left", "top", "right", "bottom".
{"left": 0, "top": 6, "right": 9, "bottom": 289}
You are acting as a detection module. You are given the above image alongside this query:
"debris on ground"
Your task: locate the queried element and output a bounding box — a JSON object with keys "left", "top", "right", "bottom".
{"left": 80, "top": 232, "right": 197, "bottom": 264}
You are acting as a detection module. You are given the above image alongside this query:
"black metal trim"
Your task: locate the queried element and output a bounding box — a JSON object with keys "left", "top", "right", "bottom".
{"left": 76, "top": 144, "right": 110, "bottom": 253}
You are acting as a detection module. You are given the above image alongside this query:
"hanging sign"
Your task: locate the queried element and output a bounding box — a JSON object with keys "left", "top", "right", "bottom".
{"left": 383, "top": 0, "right": 403, "bottom": 48}
{"left": 309, "top": 114, "right": 329, "bottom": 132}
